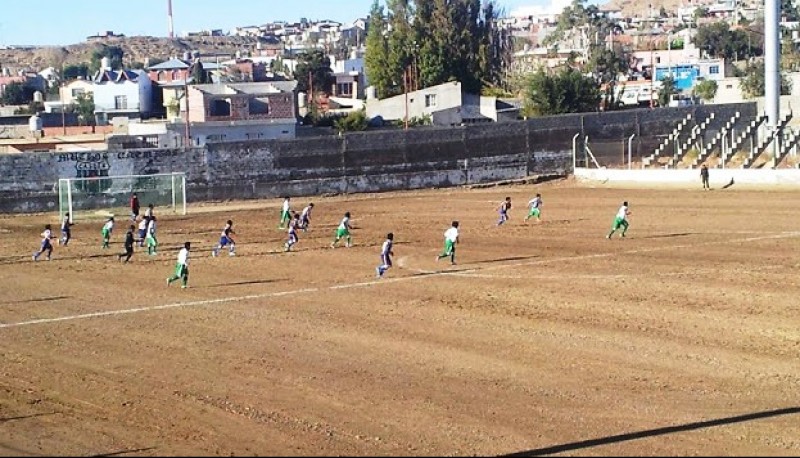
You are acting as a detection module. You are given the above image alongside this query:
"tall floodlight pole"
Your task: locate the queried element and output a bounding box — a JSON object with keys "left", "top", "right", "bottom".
{"left": 168, "top": 0, "right": 175, "bottom": 39}
{"left": 765, "top": 0, "right": 780, "bottom": 166}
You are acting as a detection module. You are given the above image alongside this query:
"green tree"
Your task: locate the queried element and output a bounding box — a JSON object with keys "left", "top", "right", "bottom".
{"left": 523, "top": 68, "right": 599, "bottom": 116}
{"left": 0, "top": 82, "right": 35, "bottom": 105}
{"left": 75, "top": 93, "right": 96, "bottom": 126}
{"left": 657, "top": 76, "right": 677, "bottom": 107}
{"left": 334, "top": 109, "right": 369, "bottom": 133}
{"left": 692, "top": 22, "right": 753, "bottom": 60}
{"left": 191, "top": 61, "right": 209, "bottom": 84}
{"left": 63, "top": 64, "right": 90, "bottom": 80}
{"left": 90, "top": 45, "right": 124, "bottom": 72}
{"left": 587, "top": 48, "right": 628, "bottom": 111}
{"left": 739, "top": 61, "right": 792, "bottom": 98}
{"left": 693, "top": 79, "right": 718, "bottom": 102}
{"left": 365, "top": 0, "right": 393, "bottom": 99}
{"left": 294, "top": 50, "right": 335, "bottom": 95}
{"left": 364, "top": 0, "right": 510, "bottom": 97}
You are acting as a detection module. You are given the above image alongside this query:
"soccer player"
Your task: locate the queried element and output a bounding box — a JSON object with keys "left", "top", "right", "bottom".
{"left": 524, "top": 193, "right": 543, "bottom": 222}
{"left": 59, "top": 212, "right": 74, "bottom": 246}
{"left": 130, "top": 193, "right": 140, "bottom": 221}
{"left": 137, "top": 216, "right": 149, "bottom": 247}
{"left": 212, "top": 220, "right": 236, "bottom": 257}
{"left": 496, "top": 197, "right": 511, "bottom": 226}
{"left": 32, "top": 224, "right": 55, "bottom": 261}
{"left": 331, "top": 212, "right": 353, "bottom": 248}
{"left": 284, "top": 213, "right": 301, "bottom": 252}
{"left": 376, "top": 232, "right": 394, "bottom": 278}
{"left": 101, "top": 216, "right": 114, "bottom": 249}
{"left": 118, "top": 225, "right": 135, "bottom": 263}
{"left": 300, "top": 203, "right": 314, "bottom": 232}
{"left": 145, "top": 216, "right": 158, "bottom": 256}
{"left": 436, "top": 221, "right": 460, "bottom": 264}
{"left": 166, "top": 242, "right": 191, "bottom": 289}
{"left": 278, "top": 196, "right": 291, "bottom": 229}
{"left": 607, "top": 201, "right": 631, "bottom": 239}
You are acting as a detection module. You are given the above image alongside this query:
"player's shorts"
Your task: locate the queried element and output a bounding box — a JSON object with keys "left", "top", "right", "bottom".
{"left": 138, "top": 229, "right": 147, "bottom": 239}
{"left": 336, "top": 228, "right": 350, "bottom": 239}
{"left": 219, "top": 236, "right": 232, "bottom": 247}
{"left": 288, "top": 233, "right": 298, "bottom": 244}
{"left": 301, "top": 215, "right": 310, "bottom": 226}
{"left": 381, "top": 254, "right": 392, "bottom": 267}
{"left": 61, "top": 229, "right": 70, "bottom": 237}
{"left": 174, "top": 263, "right": 187, "bottom": 277}
{"left": 102, "top": 228, "right": 111, "bottom": 238}
{"left": 612, "top": 217, "right": 629, "bottom": 230}
{"left": 443, "top": 239, "right": 455, "bottom": 254}
{"left": 41, "top": 240, "right": 52, "bottom": 250}
{"left": 528, "top": 208, "right": 541, "bottom": 218}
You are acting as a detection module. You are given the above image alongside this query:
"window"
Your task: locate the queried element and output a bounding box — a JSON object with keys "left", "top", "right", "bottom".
{"left": 709, "top": 65, "right": 720, "bottom": 75}
{"left": 210, "top": 99, "right": 231, "bottom": 117}
{"left": 71, "top": 88, "right": 85, "bottom": 98}
{"left": 249, "top": 98, "right": 270, "bottom": 115}
{"left": 114, "top": 95, "right": 128, "bottom": 110}
{"left": 425, "top": 94, "right": 437, "bottom": 108}
{"left": 336, "top": 82, "right": 353, "bottom": 96}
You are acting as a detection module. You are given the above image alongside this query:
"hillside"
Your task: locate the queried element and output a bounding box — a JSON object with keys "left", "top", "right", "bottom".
{"left": 602, "top": 0, "right": 715, "bottom": 17}
{"left": 0, "top": 35, "right": 269, "bottom": 70}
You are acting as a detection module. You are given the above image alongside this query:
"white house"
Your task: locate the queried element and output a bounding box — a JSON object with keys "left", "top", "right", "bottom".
{"left": 366, "top": 81, "right": 517, "bottom": 126}
{"left": 91, "top": 69, "right": 153, "bottom": 124}
{"left": 60, "top": 78, "right": 95, "bottom": 106}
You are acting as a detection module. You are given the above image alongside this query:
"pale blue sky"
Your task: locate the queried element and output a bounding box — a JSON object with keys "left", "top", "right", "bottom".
{"left": 0, "top": 0, "right": 600, "bottom": 46}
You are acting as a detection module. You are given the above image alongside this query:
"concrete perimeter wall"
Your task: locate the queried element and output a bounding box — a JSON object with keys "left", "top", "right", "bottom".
{"left": 0, "top": 103, "right": 758, "bottom": 213}
{"left": 575, "top": 167, "right": 800, "bottom": 187}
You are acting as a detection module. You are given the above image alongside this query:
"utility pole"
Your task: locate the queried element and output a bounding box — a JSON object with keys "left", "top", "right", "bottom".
{"left": 184, "top": 80, "right": 191, "bottom": 149}
{"left": 404, "top": 66, "right": 409, "bottom": 130}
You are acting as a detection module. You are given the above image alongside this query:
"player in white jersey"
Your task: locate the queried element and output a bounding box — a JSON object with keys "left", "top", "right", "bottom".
{"left": 59, "top": 213, "right": 74, "bottom": 246}
{"left": 167, "top": 242, "right": 191, "bottom": 289}
{"left": 284, "top": 213, "right": 301, "bottom": 252}
{"left": 524, "top": 193, "right": 543, "bottom": 222}
{"left": 278, "top": 196, "right": 291, "bottom": 229}
{"left": 331, "top": 212, "right": 353, "bottom": 248}
{"left": 496, "top": 197, "right": 511, "bottom": 226}
{"left": 606, "top": 201, "right": 631, "bottom": 239}
{"left": 300, "top": 203, "right": 314, "bottom": 232}
{"left": 101, "top": 217, "right": 114, "bottom": 249}
{"left": 33, "top": 224, "right": 55, "bottom": 261}
{"left": 212, "top": 220, "right": 236, "bottom": 257}
{"left": 436, "top": 221, "right": 460, "bottom": 264}
{"left": 376, "top": 233, "right": 395, "bottom": 278}
{"left": 137, "top": 217, "right": 149, "bottom": 247}
{"left": 145, "top": 216, "right": 158, "bottom": 255}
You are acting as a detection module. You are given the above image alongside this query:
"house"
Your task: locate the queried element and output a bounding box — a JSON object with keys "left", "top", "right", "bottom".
{"left": 38, "top": 67, "right": 60, "bottom": 88}
{"left": 0, "top": 72, "right": 47, "bottom": 99}
{"left": 366, "top": 81, "right": 518, "bottom": 126}
{"left": 332, "top": 72, "right": 365, "bottom": 100}
{"left": 59, "top": 78, "right": 95, "bottom": 105}
{"left": 92, "top": 69, "right": 153, "bottom": 124}
{"left": 147, "top": 58, "right": 193, "bottom": 83}
{"left": 180, "top": 81, "right": 298, "bottom": 145}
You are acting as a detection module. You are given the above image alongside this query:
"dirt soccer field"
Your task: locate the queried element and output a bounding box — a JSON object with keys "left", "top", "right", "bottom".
{"left": 0, "top": 179, "right": 798, "bottom": 456}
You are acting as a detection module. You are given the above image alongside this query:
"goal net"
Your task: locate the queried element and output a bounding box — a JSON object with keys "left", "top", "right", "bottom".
{"left": 58, "top": 172, "right": 187, "bottom": 222}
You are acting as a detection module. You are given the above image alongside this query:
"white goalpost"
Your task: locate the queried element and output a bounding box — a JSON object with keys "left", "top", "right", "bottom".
{"left": 58, "top": 172, "right": 187, "bottom": 222}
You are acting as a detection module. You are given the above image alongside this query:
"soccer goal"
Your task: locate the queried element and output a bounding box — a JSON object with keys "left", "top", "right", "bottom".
{"left": 58, "top": 172, "right": 187, "bottom": 222}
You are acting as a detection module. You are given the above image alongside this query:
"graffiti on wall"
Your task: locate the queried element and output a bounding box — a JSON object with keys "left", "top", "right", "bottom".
{"left": 56, "top": 150, "right": 181, "bottom": 178}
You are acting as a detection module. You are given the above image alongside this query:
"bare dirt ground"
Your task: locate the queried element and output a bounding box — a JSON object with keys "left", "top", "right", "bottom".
{"left": 1, "top": 179, "right": 799, "bottom": 457}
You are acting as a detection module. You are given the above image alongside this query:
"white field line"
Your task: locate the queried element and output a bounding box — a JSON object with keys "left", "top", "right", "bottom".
{"left": 2, "top": 231, "right": 799, "bottom": 329}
